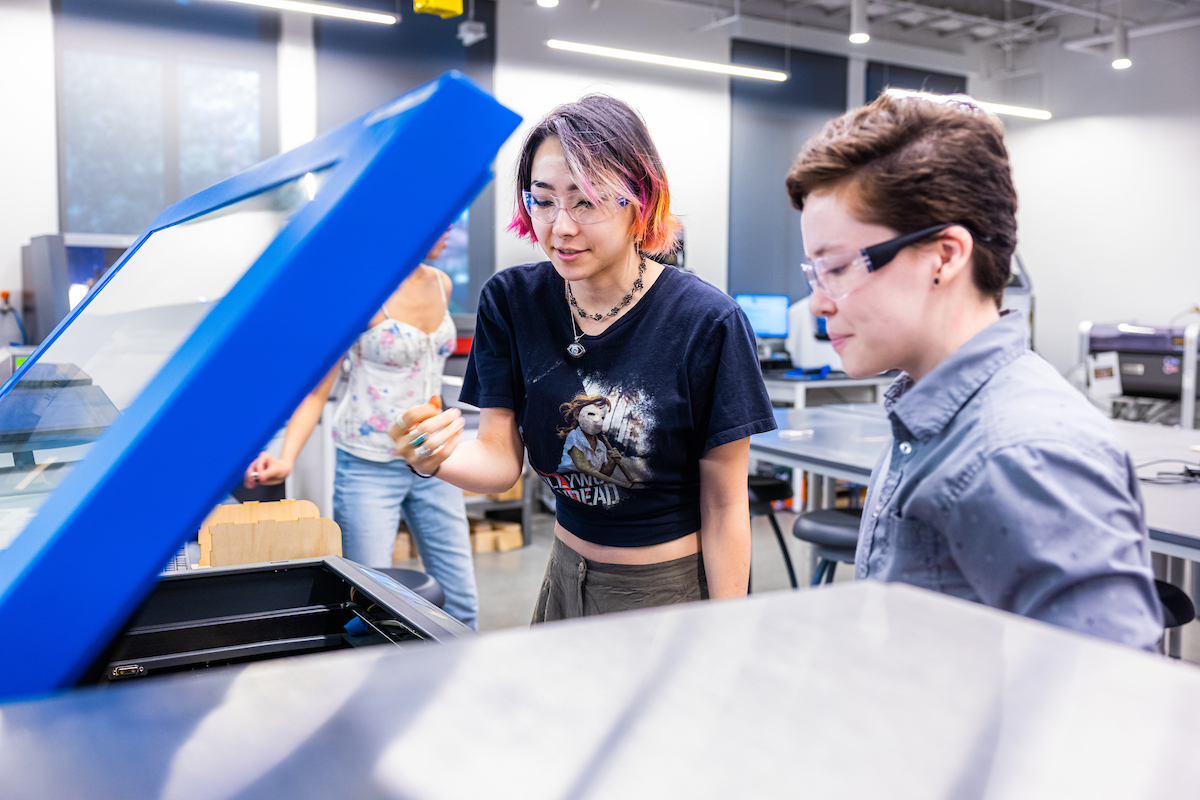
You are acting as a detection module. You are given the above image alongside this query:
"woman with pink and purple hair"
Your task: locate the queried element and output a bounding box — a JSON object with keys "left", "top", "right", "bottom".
{"left": 392, "top": 95, "right": 775, "bottom": 621}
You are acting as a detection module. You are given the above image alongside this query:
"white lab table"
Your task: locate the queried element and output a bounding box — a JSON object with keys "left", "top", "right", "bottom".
{"left": 751, "top": 405, "right": 1200, "bottom": 559}
{"left": 749, "top": 405, "right": 887, "bottom": 510}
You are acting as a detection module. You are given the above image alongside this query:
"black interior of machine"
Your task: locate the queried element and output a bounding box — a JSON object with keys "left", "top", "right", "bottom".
{"left": 79, "top": 561, "right": 425, "bottom": 686}
{"left": 1116, "top": 352, "right": 1200, "bottom": 400}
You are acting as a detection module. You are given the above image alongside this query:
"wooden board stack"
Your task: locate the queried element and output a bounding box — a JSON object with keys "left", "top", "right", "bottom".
{"left": 198, "top": 499, "right": 342, "bottom": 567}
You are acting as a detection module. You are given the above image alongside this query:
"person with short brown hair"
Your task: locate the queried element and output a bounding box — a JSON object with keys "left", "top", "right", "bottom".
{"left": 787, "top": 92, "right": 1161, "bottom": 649}
{"left": 787, "top": 94, "right": 1017, "bottom": 308}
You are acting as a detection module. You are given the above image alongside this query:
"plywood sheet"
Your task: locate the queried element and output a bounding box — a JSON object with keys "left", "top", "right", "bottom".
{"left": 199, "top": 517, "right": 341, "bottom": 567}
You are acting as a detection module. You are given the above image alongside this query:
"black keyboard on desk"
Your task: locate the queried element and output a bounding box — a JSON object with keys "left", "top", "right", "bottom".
{"left": 760, "top": 358, "right": 793, "bottom": 374}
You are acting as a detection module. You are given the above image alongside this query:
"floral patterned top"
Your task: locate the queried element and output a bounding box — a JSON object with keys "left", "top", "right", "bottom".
{"left": 331, "top": 270, "right": 455, "bottom": 463}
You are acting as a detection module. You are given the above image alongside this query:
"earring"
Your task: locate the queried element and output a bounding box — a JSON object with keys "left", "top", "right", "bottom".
{"left": 933, "top": 278, "right": 940, "bottom": 285}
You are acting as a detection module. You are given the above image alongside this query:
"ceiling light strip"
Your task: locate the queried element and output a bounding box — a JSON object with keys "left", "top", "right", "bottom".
{"left": 546, "top": 39, "right": 788, "bottom": 82}
{"left": 212, "top": 0, "right": 397, "bottom": 24}
{"left": 885, "top": 88, "right": 1052, "bottom": 121}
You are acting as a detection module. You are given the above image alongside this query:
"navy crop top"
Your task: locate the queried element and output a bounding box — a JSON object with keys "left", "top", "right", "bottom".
{"left": 459, "top": 262, "right": 776, "bottom": 547}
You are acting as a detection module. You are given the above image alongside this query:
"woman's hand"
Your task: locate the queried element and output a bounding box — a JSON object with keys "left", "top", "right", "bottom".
{"left": 244, "top": 452, "right": 293, "bottom": 488}
{"left": 389, "top": 395, "right": 466, "bottom": 475}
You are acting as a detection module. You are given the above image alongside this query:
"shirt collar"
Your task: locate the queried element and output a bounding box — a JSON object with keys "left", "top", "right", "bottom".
{"left": 885, "top": 310, "right": 1029, "bottom": 442}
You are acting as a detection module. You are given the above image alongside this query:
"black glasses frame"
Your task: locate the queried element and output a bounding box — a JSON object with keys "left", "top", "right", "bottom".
{"left": 860, "top": 223, "right": 954, "bottom": 273}
{"left": 860, "top": 222, "right": 994, "bottom": 273}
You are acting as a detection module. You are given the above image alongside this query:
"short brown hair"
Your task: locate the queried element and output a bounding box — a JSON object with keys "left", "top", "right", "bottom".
{"left": 785, "top": 93, "right": 1017, "bottom": 307}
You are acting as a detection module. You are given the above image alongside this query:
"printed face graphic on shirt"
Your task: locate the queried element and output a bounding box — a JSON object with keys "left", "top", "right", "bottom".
{"left": 577, "top": 403, "right": 605, "bottom": 436}
{"left": 541, "top": 381, "right": 655, "bottom": 507}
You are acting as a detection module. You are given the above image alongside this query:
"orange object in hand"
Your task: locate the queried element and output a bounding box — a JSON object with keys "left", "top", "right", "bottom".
{"left": 389, "top": 395, "right": 443, "bottom": 445}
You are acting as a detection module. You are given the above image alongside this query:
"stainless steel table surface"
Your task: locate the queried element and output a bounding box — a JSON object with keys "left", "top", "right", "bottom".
{"left": 748, "top": 406, "right": 890, "bottom": 485}
{"left": 4, "top": 582, "right": 1200, "bottom": 799}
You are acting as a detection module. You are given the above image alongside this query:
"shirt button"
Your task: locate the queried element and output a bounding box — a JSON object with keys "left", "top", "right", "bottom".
{"left": 898, "top": 442, "right": 913, "bottom": 455}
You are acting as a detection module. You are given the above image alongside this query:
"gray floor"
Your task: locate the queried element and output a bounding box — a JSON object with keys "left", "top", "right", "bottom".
{"left": 396, "top": 509, "right": 1200, "bottom": 664}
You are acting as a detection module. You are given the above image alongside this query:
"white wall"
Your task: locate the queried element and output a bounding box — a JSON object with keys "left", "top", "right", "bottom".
{"left": 494, "top": 0, "right": 733, "bottom": 290}
{"left": 277, "top": 11, "right": 317, "bottom": 153}
{"left": 973, "top": 26, "right": 1200, "bottom": 373}
{"left": 0, "top": 0, "right": 59, "bottom": 299}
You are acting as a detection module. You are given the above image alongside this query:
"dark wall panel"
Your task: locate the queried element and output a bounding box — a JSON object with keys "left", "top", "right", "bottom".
{"left": 316, "top": 3, "right": 496, "bottom": 313}
{"left": 865, "top": 61, "right": 967, "bottom": 100}
{"left": 728, "top": 41, "right": 846, "bottom": 300}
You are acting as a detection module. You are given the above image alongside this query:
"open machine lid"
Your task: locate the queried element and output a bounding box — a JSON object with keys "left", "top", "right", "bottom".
{"left": 0, "top": 72, "right": 520, "bottom": 701}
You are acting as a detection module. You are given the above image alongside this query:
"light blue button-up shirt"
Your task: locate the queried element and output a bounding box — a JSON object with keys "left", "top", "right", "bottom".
{"left": 857, "top": 311, "right": 1163, "bottom": 649}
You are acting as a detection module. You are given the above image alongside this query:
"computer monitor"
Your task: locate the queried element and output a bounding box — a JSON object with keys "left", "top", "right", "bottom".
{"left": 735, "top": 293, "right": 789, "bottom": 338}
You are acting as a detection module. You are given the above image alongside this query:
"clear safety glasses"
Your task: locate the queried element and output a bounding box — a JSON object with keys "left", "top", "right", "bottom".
{"left": 800, "top": 223, "right": 959, "bottom": 301}
{"left": 522, "top": 190, "right": 629, "bottom": 226}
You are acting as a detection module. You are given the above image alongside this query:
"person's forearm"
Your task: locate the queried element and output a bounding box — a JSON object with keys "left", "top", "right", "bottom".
{"left": 277, "top": 394, "right": 326, "bottom": 464}
{"left": 277, "top": 369, "right": 338, "bottom": 464}
{"left": 699, "top": 506, "right": 751, "bottom": 599}
{"left": 435, "top": 436, "right": 524, "bottom": 495}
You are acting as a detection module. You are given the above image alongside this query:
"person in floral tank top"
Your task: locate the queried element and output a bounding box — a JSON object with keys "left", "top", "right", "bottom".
{"left": 245, "top": 231, "right": 478, "bottom": 629}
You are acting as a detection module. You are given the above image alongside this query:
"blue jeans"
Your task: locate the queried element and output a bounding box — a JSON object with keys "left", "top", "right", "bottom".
{"left": 333, "top": 448, "right": 478, "bottom": 630}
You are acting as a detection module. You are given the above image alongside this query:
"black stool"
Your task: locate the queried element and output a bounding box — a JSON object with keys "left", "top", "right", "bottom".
{"left": 1157, "top": 579, "right": 1196, "bottom": 658}
{"left": 792, "top": 508, "right": 862, "bottom": 586}
{"left": 374, "top": 567, "right": 446, "bottom": 609}
{"left": 748, "top": 475, "right": 798, "bottom": 589}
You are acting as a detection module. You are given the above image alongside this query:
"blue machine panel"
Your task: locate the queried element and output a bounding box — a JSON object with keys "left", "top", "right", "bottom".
{"left": 0, "top": 72, "right": 520, "bottom": 701}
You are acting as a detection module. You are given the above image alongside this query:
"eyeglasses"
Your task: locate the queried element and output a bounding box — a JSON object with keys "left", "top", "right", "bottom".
{"left": 522, "top": 190, "right": 629, "bottom": 226}
{"left": 801, "top": 223, "right": 961, "bottom": 301}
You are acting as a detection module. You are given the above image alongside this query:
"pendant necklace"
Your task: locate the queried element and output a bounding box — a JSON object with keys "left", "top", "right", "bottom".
{"left": 565, "top": 254, "right": 646, "bottom": 359}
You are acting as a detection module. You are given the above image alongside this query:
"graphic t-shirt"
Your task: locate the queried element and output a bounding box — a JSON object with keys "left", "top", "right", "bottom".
{"left": 460, "top": 262, "right": 776, "bottom": 547}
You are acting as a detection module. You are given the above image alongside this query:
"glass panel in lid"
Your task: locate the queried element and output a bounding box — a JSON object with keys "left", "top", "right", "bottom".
{"left": 0, "top": 169, "right": 331, "bottom": 549}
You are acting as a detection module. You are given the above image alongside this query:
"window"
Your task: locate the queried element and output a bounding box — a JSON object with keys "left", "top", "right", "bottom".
{"left": 55, "top": 0, "right": 279, "bottom": 235}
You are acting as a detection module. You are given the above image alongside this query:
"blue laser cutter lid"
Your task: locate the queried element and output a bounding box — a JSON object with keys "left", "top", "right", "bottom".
{"left": 0, "top": 72, "right": 520, "bottom": 702}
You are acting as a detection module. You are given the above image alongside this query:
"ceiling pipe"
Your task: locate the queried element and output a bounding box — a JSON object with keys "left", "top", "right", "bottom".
{"left": 694, "top": 0, "right": 740, "bottom": 32}
{"left": 827, "top": 0, "right": 1039, "bottom": 38}
{"left": 1063, "top": 13, "right": 1200, "bottom": 50}
{"left": 660, "top": 0, "right": 1196, "bottom": 53}
{"left": 1017, "top": 0, "right": 1117, "bottom": 23}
